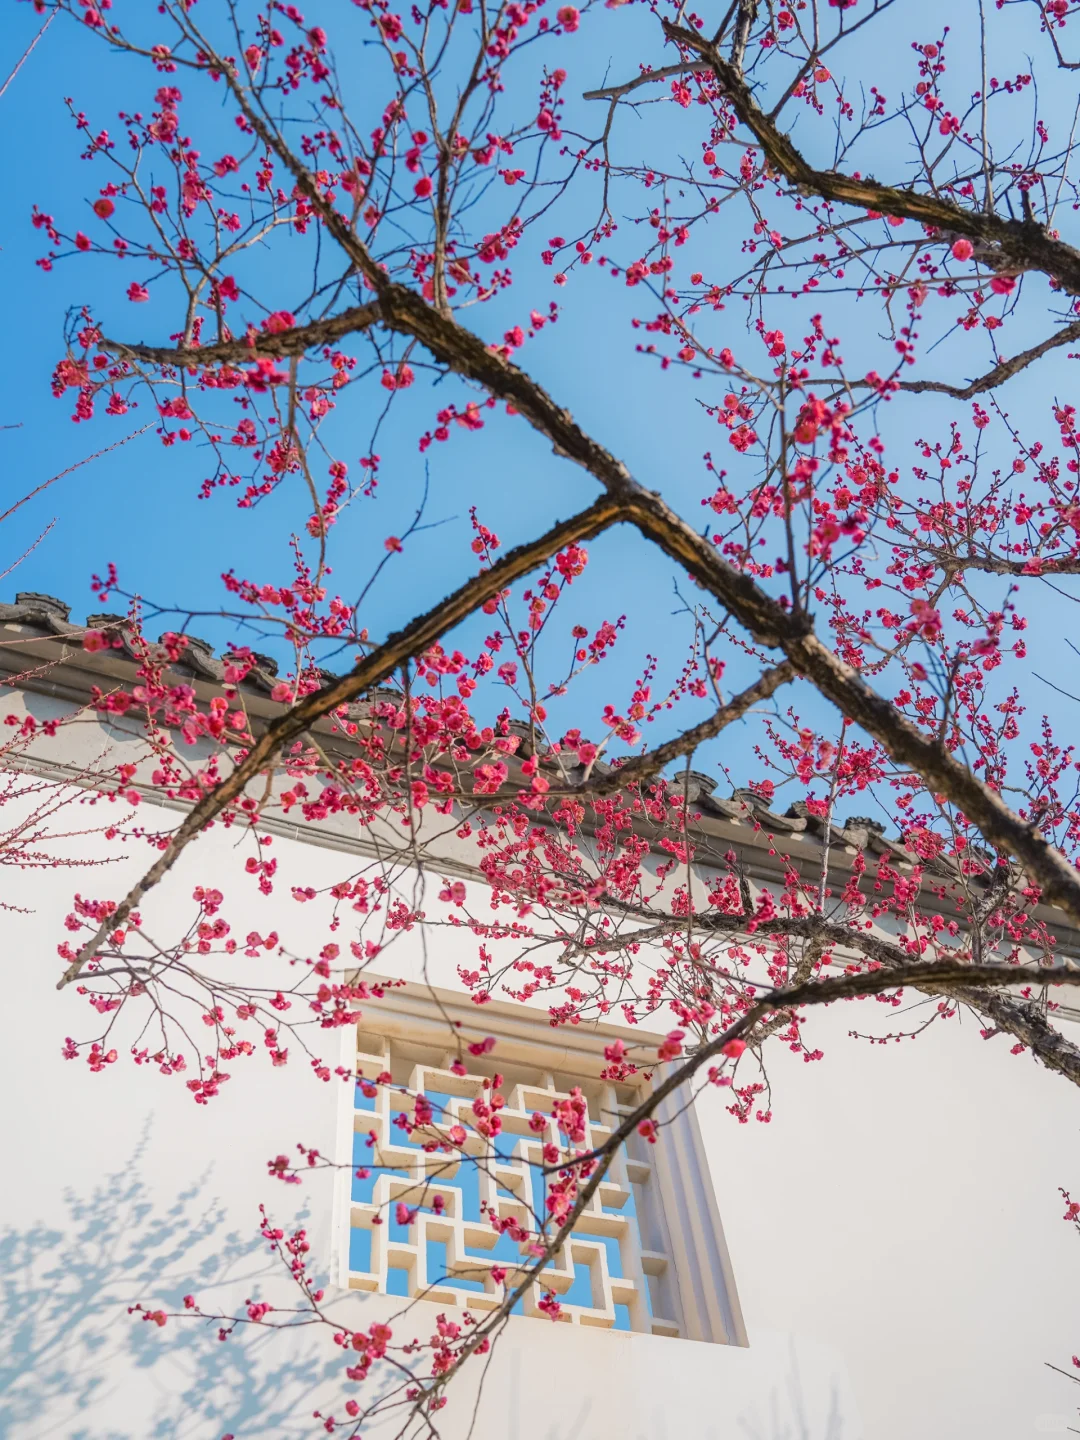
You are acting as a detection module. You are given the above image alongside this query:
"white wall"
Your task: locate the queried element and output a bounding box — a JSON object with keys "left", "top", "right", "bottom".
{"left": 1, "top": 755, "right": 1078, "bottom": 1437}
{"left": 706, "top": 1004, "right": 1080, "bottom": 1438}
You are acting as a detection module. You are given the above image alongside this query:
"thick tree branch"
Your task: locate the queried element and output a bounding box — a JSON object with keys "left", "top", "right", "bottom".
{"left": 729, "top": 0, "right": 758, "bottom": 71}
{"left": 761, "top": 958, "right": 1080, "bottom": 1008}
{"left": 771, "top": 961, "right": 1080, "bottom": 1092}
{"left": 106, "top": 273, "right": 638, "bottom": 497}
{"left": 948, "top": 985, "right": 1080, "bottom": 1081}
{"left": 934, "top": 551, "right": 1080, "bottom": 578}
{"left": 544, "top": 960, "right": 1080, "bottom": 1186}
{"left": 662, "top": 20, "right": 1080, "bottom": 294}
{"left": 56, "top": 495, "right": 623, "bottom": 989}
{"left": 617, "top": 494, "right": 1080, "bottom": 926}
{"left": 772, "top": 922, "right": 1080, "bottom": 1088}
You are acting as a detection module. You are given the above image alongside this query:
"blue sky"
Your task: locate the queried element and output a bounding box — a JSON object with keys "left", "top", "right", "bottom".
{"left": 4, "top": 0, "right": 1079, "bottom": 806}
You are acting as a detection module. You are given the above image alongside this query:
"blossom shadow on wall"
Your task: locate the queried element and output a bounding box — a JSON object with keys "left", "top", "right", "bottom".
{"left": 0, "top": 1125, "right": 339, "bottom": 1440}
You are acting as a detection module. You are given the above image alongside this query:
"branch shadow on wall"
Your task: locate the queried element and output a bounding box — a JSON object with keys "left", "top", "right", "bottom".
{"left": 733, "top": 1344, "right": 849, "bottom": 1440}
{"left": 0, "top": 1123, "right": 345, "bottom": 1440}
{"left": 0, "top": 1121, "right": 854, "bottom": 1440}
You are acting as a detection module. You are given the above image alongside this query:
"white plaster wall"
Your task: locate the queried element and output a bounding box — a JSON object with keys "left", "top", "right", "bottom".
{"left": 705, "top": 1004, "right": 1080, "bottom": 1438}
{"left": 0, "top": 753, "right": 1076, "bottom": 1438}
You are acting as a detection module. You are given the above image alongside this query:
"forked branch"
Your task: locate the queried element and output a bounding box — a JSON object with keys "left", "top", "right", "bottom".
{"left": 662, "top": 20, "right": 1080, "bottom": 294}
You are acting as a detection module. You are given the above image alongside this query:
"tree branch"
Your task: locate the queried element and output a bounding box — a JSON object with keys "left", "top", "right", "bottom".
{"left": 614, "top": 492, "right": 1080, "bottom": 927}
{"left": 56, "top": 495, "right": 623, "bottom": 989}
{"left": 662, "top": 20, "right": 1080, "bottom": 294}
{"left": 760, "top": 958, "right": 1080, "bottom": 1009}
{"left": 104, "top": 301, "right": 383, "bottom": 367}
{"left": 596, "top": 908, "right": 1080, "bottom": 1088}
{"left": 473, "top": 661, "right": 796, "bottom": 803}
{"left": 100, "top": 35, "right": 1080, "bottom": 941}
{"left": 543, "top": 959, "right": 1080, "bottom": 1186}
{"left": 934, "top": 551, "right": 1080, "bottom": 578}
{"left": 584, "top": 660, "right": 795, "bottom": 794}
{"left": 104, "top": 273, "right": 1080, "bottom": 930}
{"left": 892, "top": 322, "right": 1080, "bottom": 397}
{"left": 582, "top": 60, "right": 711, "bottom": 103}
{"left": 869, "top": 322, "right": 1080, "bottom": 400}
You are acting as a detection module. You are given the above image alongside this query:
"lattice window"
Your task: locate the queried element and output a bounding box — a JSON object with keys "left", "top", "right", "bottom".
{"left": 334, "top": 983, "right": 746, "bottom": 1346}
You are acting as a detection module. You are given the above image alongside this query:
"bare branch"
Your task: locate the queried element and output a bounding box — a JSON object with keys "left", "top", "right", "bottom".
{"left": 103, "top": 301, "right": 383, "bottom": 366}
{"left": 582, "top": 61, "right": 711, "bottom": 103}
{"left": 891, "top": 321, "right": 1080, "bottom": 398}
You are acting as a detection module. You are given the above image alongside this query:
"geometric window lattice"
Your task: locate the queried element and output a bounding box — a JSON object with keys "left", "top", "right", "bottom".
{"left": 333, "top": 981, "right": 746, "bottom": 1346}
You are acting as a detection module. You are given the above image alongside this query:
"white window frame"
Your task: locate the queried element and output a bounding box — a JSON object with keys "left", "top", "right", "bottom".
{"left": 332, "top": 979, "right": 746, "bottom": 1346}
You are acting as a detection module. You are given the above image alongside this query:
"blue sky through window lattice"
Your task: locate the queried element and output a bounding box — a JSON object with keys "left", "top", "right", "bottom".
{"left": 350, "top": 1076, "right": 650, "bottom": 1330}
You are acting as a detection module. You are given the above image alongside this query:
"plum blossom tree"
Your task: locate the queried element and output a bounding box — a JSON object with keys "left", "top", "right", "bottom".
{"left": 14, "top": 0, "right": 1080, "bottom": 1429}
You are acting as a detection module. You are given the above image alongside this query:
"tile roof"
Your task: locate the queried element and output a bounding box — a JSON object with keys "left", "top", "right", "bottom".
{"left": 2, "top": 590, "right": 1073, "bottom": 950}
